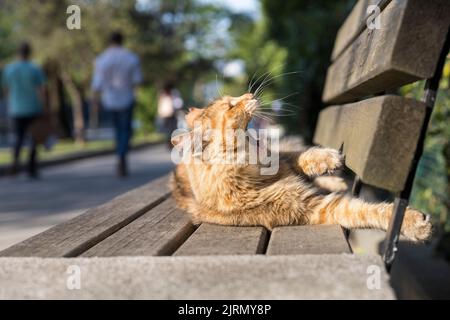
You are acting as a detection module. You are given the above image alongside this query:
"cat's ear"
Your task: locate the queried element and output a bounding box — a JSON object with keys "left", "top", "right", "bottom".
{"left": 185, "top": 107, "right": 203, "bottom": 128}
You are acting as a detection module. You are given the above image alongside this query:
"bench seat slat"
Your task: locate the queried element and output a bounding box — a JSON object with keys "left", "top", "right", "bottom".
{"left": 82, "top": 198, "right": 194, "bottom": 257}
{"left": 314, "top": 95, "right": 425, "bottom": 192}
{"left": 323, "top": 0, "right": 450, "bottom": 104}
{"left": 174, "top": 223, "right": 268, "bottom": 256}
{"left": 0, "top": 175, "right": 171, "bottom": 257}
{"left": 267, "top": 225, "right": 351, "bottom": 255}
{"left": 0, "top": 255, "right": 394, "bottom": 299}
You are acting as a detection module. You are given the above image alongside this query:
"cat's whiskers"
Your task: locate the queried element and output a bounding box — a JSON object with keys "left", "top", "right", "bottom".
{"left": 255, "top": 111, "right": 297, "bottom": 118}
{"left": 258, "top": 92, "right": 299, "bottom": 108}
{"left": 248, "top": 63, "right": 287, "bottom": 94}
{"left": 251, "top": 112, "right": 273, "bottom": 122}
{"left": 215, "top": 74, "right": 223, "bottom": 98}
{"left": 253, "top": 72, "right": 275, "bottom": 97}
{"left": 247, "top": 70, "right": 259, "bottom": 92}
{"left": 258, "top": 101, "right": 298, "bottom": 109}
{"left": 253, "top": 71, "right": 300, "bottom": 99}
{"left": 249, "top": 70, "right": 272, "bottom": 94}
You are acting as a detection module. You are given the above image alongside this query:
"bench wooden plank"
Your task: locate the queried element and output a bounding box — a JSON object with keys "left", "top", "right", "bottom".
{"left": 323, "top": 0, "right": 450, "bottom": 104}
{"left": 267, "top": 225, "right": 351, "bottom": 255}
{"left": 0, "top": 255, "right": 395, "bottom": 299}
{"left": 314, "top": 95, "right": 426, "bottom": 191}
{"left": 82, "top": 198, "right": 194, "bottom": 257}
{"left": 174, "top": 223, "right": 268, "bottom": 256}
{"left": 0, "top": 175, "right": 171, "bottom": 257}
{"left": 331, "top": 0, "right": 391, "bottom": 61}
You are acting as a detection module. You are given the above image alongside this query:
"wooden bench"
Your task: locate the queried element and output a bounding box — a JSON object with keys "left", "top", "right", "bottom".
{"left": 0, "top": 174, "right": 352, "bottom": 258}
{"left": 1, "top": 174, "right": 396, "bottom": 299}
{"left": 0, "top": 0, "right": 448, "bottom": 299}
{"left": 315, "top": 0, "right": 450, "bottom": 267}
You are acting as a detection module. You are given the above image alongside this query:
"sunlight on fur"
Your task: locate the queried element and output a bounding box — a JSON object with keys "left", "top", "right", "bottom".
{"left": 170, "top": 92, "right": 432, "bottom": 242}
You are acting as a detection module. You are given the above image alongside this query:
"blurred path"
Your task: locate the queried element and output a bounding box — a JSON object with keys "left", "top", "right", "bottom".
{"left": 0, "top": 144, "right": 173, "bottom": 251}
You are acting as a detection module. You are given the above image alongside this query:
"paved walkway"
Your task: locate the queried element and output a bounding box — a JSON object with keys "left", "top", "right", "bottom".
{"left": 0, "top": 144, "right": 173, "bottom": 251}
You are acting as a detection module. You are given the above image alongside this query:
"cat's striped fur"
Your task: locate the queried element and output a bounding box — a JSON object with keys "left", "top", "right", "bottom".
{"left": 171, "top": 93, "right": 431, "bottom": 241}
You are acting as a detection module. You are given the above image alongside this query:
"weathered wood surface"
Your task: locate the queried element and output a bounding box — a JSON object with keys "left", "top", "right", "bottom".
{"left": 82, "top": 198, "right": 194, "bottom": 257}
{"left": 0, "top": 170, "right": 355, "bottom": 258}
{"left": 0, "top": 175, "right": 171, "bottom": 257}
{"left": 267, "top": 225, "right": 351, "bottom": 255}
{"left": 331, "top": 0, "right": 391, "bottom": 61}
{"left": 174, "top": 223, "right": 268, "bottom": 256}
{"left": 0, "top": 255, "right": 395, "bottom": 299}
{"left": 323, "top": 0, "right": 450, "bottom": 104}
{"left": 314, "top": 95, "right": 426, "bottom": 191}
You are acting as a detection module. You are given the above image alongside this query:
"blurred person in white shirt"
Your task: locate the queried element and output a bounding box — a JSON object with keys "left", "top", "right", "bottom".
{"left": 91, "top": 31, "right": 142, "bottom": 177}
{"left": 157, "top": 82, "right": 183, "bottom": 147}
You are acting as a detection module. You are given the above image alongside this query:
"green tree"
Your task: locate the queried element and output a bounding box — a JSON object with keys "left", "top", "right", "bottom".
{"left": 8, "top": 0, "right": 117, "bottom": 142}
{"left": 404, "top": 59, "right": 450, "bottom": 233}
{"left": 0, "top": 2, "right": 15, "bottom": 64}
{"left": 5, "top": 0, "right": 232, "bottom": 141}
{"left": 260, "top": 0, "right": 355, "bottom": 142}
{"left": 226, "top": 16, "right": 288, "bottom": 104}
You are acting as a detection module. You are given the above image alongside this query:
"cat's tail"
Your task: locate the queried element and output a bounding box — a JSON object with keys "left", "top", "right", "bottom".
{"left": 311, "top": 193, "right": 432, "bottom": 242}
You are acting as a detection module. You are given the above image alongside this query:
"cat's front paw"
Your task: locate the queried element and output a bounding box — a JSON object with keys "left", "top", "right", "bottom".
{"left": 299, "top": 147, "right": 343, "bottom": 176}
{"left": 401, "top": 209, "right": 432, "bottom": 242}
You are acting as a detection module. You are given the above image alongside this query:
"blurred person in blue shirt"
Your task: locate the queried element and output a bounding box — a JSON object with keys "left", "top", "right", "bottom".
{"left": 2, "top": 42, "right": 46, "bottom": 178}
{"left": 92, "top": 31, "right": 142, "bottom": 177}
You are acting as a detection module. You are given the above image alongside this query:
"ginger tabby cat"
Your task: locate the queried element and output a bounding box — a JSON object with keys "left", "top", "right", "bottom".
{"left": 170, "top": 93, "right": 432, "bottom": 241}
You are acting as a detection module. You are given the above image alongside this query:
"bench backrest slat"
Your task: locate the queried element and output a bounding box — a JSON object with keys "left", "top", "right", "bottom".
{"left": 331, "top": 0, "right": 391, "bottom": 61}
{"left": 323, "top": 0, "right": 450, "bottom": 104}
{"left": 314, "top": 95, "right": 426, "bottom": 191}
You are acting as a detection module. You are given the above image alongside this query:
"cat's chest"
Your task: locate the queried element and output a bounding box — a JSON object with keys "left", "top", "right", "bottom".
{"left": 190, "top": 167, "right": 239, "bottom": 196}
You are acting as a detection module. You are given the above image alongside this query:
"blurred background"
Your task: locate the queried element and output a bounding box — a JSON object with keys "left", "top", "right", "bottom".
{"left": 0, "top": 0, "right": 449, "bottom": 257}
{"left": 0, "top": 0, "right": 355, "bottom": 150}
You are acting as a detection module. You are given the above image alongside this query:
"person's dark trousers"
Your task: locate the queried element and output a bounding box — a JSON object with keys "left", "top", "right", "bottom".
{"left": 110, "top": 103, "right": 134, "bottom": 176}
{"left": 11, "top": 116, "right": 39, "bottom": 177}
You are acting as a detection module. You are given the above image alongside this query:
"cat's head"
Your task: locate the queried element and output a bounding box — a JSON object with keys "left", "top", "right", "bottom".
{"left": 171, "top": 93, "right": 258, "bottom": 160}
{"left": 185, "top": 93, "right": 258, "bottom": 131}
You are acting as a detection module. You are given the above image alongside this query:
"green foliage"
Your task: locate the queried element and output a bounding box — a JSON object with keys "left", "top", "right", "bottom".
{"left": 260, "top": 0, "right": 355, "bottom": 142}
{"left": 135, "top": 85, "right": 158, "bottom": 134}
{"left": 0, "top": 3, "right": 15, "bottom": 64}
{"left": 402, "top": 59, "right": 450, "bottom": 232}
{"left": 225, "top": 18, "right": 288, "bottom": 103}
{"left": 1, "top": 0, "right": 234, "bottom": 136}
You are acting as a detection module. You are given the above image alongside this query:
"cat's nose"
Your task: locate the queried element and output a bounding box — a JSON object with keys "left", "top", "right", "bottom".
{"left": 236, "top": 93, "right": 253, "bottom": 100}
{"left": 230, "top": 93, "right": 255, "bottom": 106}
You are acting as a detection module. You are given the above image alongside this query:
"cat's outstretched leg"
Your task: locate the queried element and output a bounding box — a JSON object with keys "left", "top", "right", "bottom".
{"left": 310, "top": 193, "right": 432, "bottom": 242}
{"left": 298, "top": 147, "right": 342, "bottom": 177}
{"left": 314, "top": 176, "right": 348, "bottom": 192}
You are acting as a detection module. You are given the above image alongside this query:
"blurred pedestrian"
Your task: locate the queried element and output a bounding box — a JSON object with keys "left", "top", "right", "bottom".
{"left": 2, "top": 41, "right": 46, "bottom": 178}
{"left": 91, "top": 31, "right": 142, "bottom": 177}
{"left": 157, "top": 82, "right": 183, "bottom": 147}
